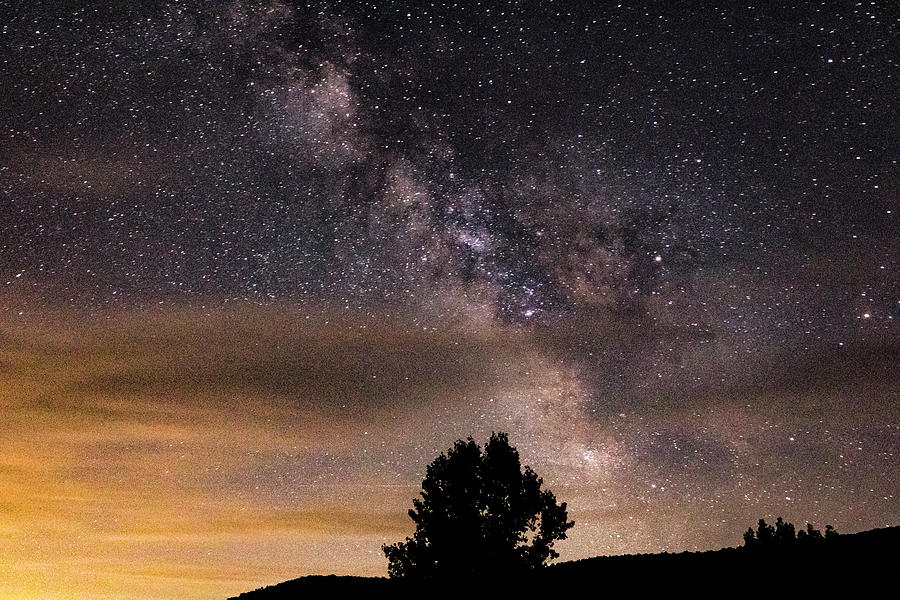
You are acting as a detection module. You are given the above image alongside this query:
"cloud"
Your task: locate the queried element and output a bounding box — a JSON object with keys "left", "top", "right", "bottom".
{"left": 0, "top": 302, "right": 603, "bottom": 596}
{"left": 1, "top": 306, "right": 528, "bottom": 413}
{"left": 0, "top": 144, "right": 178, "bottom": 198}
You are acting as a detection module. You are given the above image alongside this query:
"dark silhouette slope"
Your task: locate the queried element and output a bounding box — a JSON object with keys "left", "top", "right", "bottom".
{"left": 229, "top": 575, "right": 399, "bottom": 597}
{"left": 543, "top": 524, "right": 898, "bottom": 593}
{"left": 229, "top": 525, "right": 899, "bottom": 598}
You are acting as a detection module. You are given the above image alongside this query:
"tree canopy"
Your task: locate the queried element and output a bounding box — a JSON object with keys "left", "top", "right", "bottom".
{"left": 382, "top": 432, "right": 574, "bottom": 580}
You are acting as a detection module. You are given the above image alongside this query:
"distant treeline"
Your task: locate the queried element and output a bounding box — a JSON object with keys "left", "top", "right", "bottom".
{"left": 743, "top": 517, "right": 838, "bottom": 548}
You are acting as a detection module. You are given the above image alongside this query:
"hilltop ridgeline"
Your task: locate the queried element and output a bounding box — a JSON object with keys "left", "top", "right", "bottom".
{"left": 229, "top": 524, "right": 899, "bottom": 598}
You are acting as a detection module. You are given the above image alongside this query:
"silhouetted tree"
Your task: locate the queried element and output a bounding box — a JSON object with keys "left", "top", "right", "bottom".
{"left": 798, "top": 522, "right": 823, "bottom": 544}
{"left": 824, "top": 524, "right": 838, "bottom": 539}
{"left": 756, "top": 519, "right": 775, "bottom": 545}
{"left": 774, "top": 517, "right": 796, "bottom": 544}
{"left": 382, "top": 432, "right": 574, "bottom": 580}
{"left": 743, "top": 527, "right": 757, "bottom": 547}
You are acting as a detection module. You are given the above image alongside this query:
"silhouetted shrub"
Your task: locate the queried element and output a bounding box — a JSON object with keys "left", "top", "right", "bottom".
{"left": 382, "top": 432, "right": 574, "bottom": 580}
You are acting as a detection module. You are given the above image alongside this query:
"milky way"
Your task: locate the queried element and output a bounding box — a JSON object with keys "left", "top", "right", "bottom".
{"left": 0, "top": 2, "right": 898, "bottom": 599}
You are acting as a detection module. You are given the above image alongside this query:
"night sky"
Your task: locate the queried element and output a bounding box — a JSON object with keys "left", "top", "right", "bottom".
{"left": 1, "top": 1, "right": 898, "bottom": 598}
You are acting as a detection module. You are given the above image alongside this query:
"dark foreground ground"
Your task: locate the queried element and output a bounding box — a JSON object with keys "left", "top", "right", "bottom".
{"left": 229, "top": 525, "right": 899, "bottom": 598}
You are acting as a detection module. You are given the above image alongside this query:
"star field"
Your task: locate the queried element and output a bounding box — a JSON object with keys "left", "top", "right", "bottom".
{"left": 0, "top": 2, "right": 898, "bottom": 599}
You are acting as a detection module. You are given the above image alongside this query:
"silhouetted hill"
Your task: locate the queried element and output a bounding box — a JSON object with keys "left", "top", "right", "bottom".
{"left": 229, "top": 525, "right": 899, "bottom": 598}
{"left": 544, "top": 525, "right": 899, "bottom": 593}
{"left": 229, "top": 575, "right": 399, "bottom": 597}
